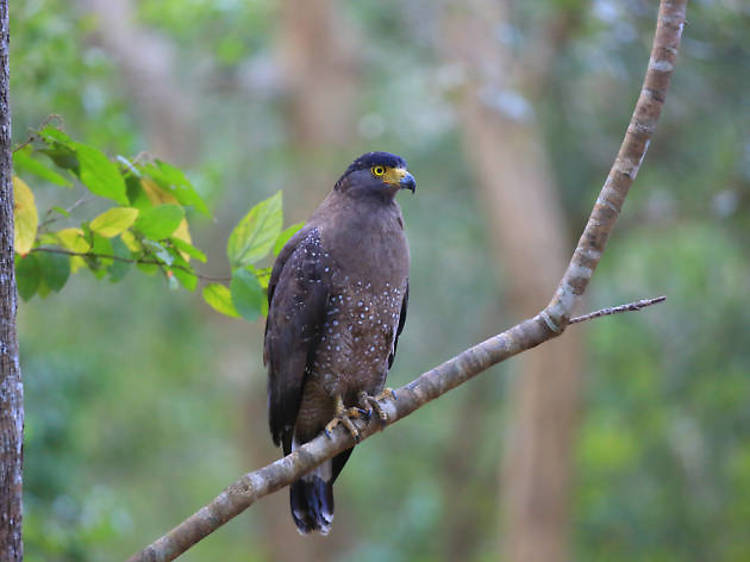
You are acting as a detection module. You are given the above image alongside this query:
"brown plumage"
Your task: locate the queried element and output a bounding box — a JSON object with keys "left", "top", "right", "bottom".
{"left": 264, "top": 152, "right": 415, "bottom": 535}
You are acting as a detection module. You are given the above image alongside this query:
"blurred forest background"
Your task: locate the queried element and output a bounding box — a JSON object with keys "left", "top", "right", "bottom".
{"left": 11, "top": 0, "right": 750, "bottom": 560}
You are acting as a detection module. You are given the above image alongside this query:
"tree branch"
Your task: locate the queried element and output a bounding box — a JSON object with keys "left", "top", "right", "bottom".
{"left": 129, "top": 1, "right": 687, "bottom": 559}
{"left": 569, "top": 296, "right": 666, "bottom": 325}
{"left": 29, "top": 247, "right": 230, "bottom": 283}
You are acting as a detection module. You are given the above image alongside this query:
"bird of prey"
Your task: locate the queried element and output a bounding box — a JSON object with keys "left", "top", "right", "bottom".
{"left": 264, "top": 152, "right": 415, "bottom": 535}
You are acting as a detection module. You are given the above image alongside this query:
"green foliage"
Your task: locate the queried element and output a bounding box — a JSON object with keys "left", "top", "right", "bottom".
{"left": 230, "top": 268, "right": 264, "bottom": 322}
{"left": 202, "top": 283, "right": 239, "bottom": 318}
{"left": 226, "top": 191, "right": 282, "bottom": 269}
{"left": 13, "top": 124, "right": 297, "bottom": 323}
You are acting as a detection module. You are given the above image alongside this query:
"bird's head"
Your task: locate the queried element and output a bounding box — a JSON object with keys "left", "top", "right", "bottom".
{"left": 334, "top": 151, "right": 416, "bottom": 201}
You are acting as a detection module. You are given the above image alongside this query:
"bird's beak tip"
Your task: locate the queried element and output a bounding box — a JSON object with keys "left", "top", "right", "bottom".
{"left": 400, "top": 172, "right": 416, "bottom": 194}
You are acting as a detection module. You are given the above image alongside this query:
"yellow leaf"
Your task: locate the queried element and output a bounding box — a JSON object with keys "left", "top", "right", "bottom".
{"left": 56, "top": 228, "right": 90, "bottom": 253}
{"left": 70, "top": 256, "right": 87, "bottom": 273}
{"left": 120, "top": 230, "right": 141, "bottom": 252}
{"left": 90, "top": 207, "right": 139, "bottom": 238}
{"left": 13, "top": 176, "right": 38, "bottom": 255}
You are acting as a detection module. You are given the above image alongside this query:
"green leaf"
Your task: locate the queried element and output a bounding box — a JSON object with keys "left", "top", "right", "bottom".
{"left": 38, "top": 127, "right": 79, "bottom": 171}
{"left": 56, "top": 228, "right": 90, "bottom": 253}
{"left": 137, "top": 262, "right": 159, "bottom": 275}
{"left": 134, "top": 204, "right": 184, "bottom": 240}
{"left": 227, "top": 191, "right": 282, "bottom": 268}
{"left": 108, "top": 236, "right": 131, "bottom": 282}
{"left": 89, "top": 207, "right": 139, "bottom": 238}
{"left": 39, "top": 126, "right": 74, "bottom": 145}
{"left": 170, "top": 255, "right": 197, "bottom": 291}
{"left": 170, "top": 237, "right": 207, "bottom": 263}
{"left": 125, "top": 174, "right": 150, "bottom": 208}
{"left": 249, "top": 265, "right": 272, "bottom": 289}
{"left": 51, "top": 206, "right": 70, "bottom": 217}
{"left": 273, "top": 222, "right": 305, "bottom": 256}
{"left": 86, "top": 234, "right": 113, "bottom": 278}
{"left": 13, "top": 146, "right": 72, "bottom": 187}
{"left": 73, "top": 143, "right": 128, "bottom": 204}
{"left": 141, "top": 239, "right": 173, "bottom": 266}
{"left": 231, "top": 268, "right": 264, "bottom": 322}
{"left": 37, "top": 251, "right": 70, "bottom": 292}
{"left": 203, "top": 283, "right": 240, "bottom": 318}
{"left": 16, "top": 254, "right": 41, "bottom": 301}
{"left": 141, "top": 160, "right": 209, "bottom": 215}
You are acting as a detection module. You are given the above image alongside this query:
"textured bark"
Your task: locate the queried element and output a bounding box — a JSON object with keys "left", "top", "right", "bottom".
{"left": 0, "top": 1, "right": 23, "bottom": 559}
{"left": 130, "top": 2, "right": 686, "bottom": 559}
{"left": 442, "top": 1, "right": 583, "bottom": 559}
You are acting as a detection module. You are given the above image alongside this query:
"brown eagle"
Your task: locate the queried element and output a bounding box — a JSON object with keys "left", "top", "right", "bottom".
{"left": 264, "top": 152, "right": 415, "bottom": 535}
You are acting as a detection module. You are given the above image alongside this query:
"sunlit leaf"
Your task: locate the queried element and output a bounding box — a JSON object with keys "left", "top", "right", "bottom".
{"left": 15, "top": 253, "right": 41, "bottom": 301}
{"left": 250, "top": 265, "right": 272, "bottom": 289}
{"left": 13, "top": 146, "right": 72, "bottom": 187}
{"left": 170, "top": 237, "right": 207, "bottom": 263}
{"left": 231, "top": 268, "right": 264, "bottom": 322}
{"left": 56, "top": 228, "right": 90, "bottom": 253}
{"left": 120, "top": 230, "right": 141, "bottom": 252}
{"left": 73, "top": 142, "right": 128, "bottom": 204}
{"left": 13, "top": 176, "right": 38, "bottom": 256}
{"left": 57, "top": 226, "right": 88, "bottom": 273}
{"left": 89, "top": 207, "right": 139, "bottom": 238}
{"left": 273, "top": 222, "right": 305, "bottom": 256}
{"left": 38, "top": 127, "right": 78, "bottom": 171}
{"left": 134, "top": 204, "right": 184, "bottom": 240}
{"left": 227, "top": 191, "right": 282, "bottom": 268}
{"left": 141, "top": 160, "right": 209, "bottom": 215}
{"left": 37, "top": 251, "right": 70, "bottom": 292}
{"left": 203, "top": 283, "right": 240, "bottom": 318}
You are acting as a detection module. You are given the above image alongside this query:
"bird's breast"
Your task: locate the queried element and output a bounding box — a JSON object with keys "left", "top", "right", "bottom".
{"left": 311, "top": 278, "right": 406, "bottom": 401}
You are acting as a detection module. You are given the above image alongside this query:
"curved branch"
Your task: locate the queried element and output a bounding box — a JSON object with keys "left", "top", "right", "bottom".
{"left": 129, "top": 1, "right": 687, "bottom": 560}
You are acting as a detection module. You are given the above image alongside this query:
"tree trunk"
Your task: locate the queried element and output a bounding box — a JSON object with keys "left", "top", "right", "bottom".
{"left": 442, "top": 2, "right": 583, "bottom": 560}
{"left": 276, "top": 0, "right": 359, "bottom": 152}
{"left": 276, "top": 0, "right": 360, "bottom": 212}
{"left": 0, "top": 1, "right": 24, "bottom": 559}
{"left": 77, "top": 0, "right": 197, "bottom": 164}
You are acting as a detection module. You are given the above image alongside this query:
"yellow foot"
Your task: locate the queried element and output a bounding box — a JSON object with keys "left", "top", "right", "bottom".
{"left": 358, "top": 388, "right": 398, "bottom": 425}
{"left": 324, "top": 395, "right": 367, "bottom": 442}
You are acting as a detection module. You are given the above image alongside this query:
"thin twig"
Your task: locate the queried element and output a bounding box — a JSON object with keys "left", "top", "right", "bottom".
{"left": 129, "top": 2, "right": 687, "bottom": 560}
{"left": 30, "top": 247, "right": 230, "bottom": 283}
{"left": 38, "top": 196, "right": 95, "bottom": 232}
{"left": 11, "top": 113, "right": 63, "bottom": 153}
{"left": 569, "top": 296, "right": 666, "bottom": 324}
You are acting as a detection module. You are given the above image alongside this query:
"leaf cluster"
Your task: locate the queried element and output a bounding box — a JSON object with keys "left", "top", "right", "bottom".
{"left": 13, "top": 124, "right": 301, "bottom": 322}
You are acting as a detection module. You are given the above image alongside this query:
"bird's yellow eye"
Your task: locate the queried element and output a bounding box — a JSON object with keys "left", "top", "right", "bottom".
{"left": 371, "top": 166, "right": 386, "bottom": 177}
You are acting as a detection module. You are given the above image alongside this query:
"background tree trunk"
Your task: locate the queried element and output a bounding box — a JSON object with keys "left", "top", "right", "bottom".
{"left": 442, "top": 2, "right": 583, "bottom": 560}
{"left": 0, "top": 1, "right": 23, "bottom": 559}
{"left": 77, "top": 0, "right": 197, "bottom": 164}
{"left": 276, "top": 0, "right": 360, "bottom": 211}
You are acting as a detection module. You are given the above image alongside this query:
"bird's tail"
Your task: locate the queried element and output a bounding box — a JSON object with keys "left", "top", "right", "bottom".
{"left": 290, "top": 461, "right": 334, "bottom": 535}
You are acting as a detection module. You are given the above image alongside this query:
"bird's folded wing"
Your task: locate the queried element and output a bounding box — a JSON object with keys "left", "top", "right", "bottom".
{"left": 264, "top": 226, "right": 329, "bottom": 452}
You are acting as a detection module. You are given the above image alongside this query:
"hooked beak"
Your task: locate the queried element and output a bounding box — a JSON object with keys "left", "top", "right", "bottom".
{"left": 399, "top": 171, "right": 416, "bottom": 193}
{"left": 384, "top": 167, "right": 416, "bottom": 193}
